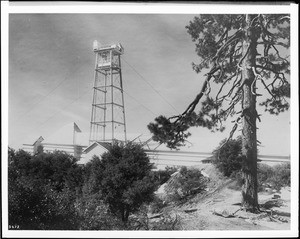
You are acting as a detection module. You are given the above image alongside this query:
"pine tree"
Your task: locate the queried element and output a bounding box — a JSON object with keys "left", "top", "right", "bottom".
{"left": 148, "top": 14, "right": 290, "bottom": 211}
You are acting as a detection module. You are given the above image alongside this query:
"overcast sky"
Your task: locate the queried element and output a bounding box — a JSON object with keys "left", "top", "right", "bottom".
{"left": 8, "top": 13, "right": 291, "bottom": 155}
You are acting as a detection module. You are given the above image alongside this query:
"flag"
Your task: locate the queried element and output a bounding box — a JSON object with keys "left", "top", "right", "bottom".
{"left": 73, "top": 122, "right": 82, "bottom": 145}
{"left": 74, "top": 123, "right": 82, "bottom": 133}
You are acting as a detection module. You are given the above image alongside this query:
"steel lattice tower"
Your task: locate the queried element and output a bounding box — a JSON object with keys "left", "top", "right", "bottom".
{"left": 89, "top": 41, "right": 127, "bottom": 144}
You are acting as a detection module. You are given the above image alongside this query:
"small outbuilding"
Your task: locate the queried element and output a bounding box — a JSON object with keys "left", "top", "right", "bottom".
{"left": 78, "top": 141, "right": 111, "bottom": 165}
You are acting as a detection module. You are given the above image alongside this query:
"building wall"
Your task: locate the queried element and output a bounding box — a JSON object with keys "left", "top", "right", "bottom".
{"left": 23, "top": 143, "right": 86, "bottom": 160}
{"left": 79, "top": 146, "right": 108, "bottom": 164}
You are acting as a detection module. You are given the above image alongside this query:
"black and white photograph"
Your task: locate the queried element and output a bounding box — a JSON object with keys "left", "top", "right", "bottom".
{"left": 1, "top": 1, "right": 298, "bottom": 238}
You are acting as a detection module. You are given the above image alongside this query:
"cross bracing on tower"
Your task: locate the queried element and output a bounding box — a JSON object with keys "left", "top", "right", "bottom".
{"left": 89, "top": 41, "right": 127, "bottom": 144}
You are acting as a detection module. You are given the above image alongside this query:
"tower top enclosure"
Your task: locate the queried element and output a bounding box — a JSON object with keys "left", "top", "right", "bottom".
{"left": 93, "top": 40, "right": 124, "bottom": 54}
{"left": 89, "top": 40, "right": 127, "bottom": 144}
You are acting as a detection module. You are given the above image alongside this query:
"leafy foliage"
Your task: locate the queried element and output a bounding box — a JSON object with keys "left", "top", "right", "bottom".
{"left": 258, "top": 162, "right": 290, "bottom": 191}
{"left": 148, "top": 196, "right": 167, "bottom": 214}
{"left": 81, "top": 155, "right": 103, "bottom": 195}
{"left": 259, "top": 83, "right": 290, "bottom": 115}
{"left": 75, "top": 193, "right": 125, "bottom": 230}
{"left": 257, "top": 163, "right": 275, "bottom": 191}
{"left": 165, "top": 166, "right": 208, "bottom": 202}
{"left": 8, "top": 148, "right": 83, "bottom": 230}
{"left": 127, "top": 207, "right": 182, "bottom": 230}
{"left": 272, "top": 162, "right": 290, "bottom": 187}
{"left": 85, "top": 142, "right": 156, "bottom": 222}
{"left": 149, "top": 214, "right": 182, "bottom": 230}
{"left": 148, "top": 115, "right": 191, "bottom": 149}
{"left": 149, "top": 166, "right": 178, "bottom": 189}
{"left": 212, "top": 137, "right": 243, "bottom": 177}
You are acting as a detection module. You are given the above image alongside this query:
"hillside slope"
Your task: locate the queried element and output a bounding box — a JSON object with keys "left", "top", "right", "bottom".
{"left": 156, "top": 165, "right": 291, "bottom": 230}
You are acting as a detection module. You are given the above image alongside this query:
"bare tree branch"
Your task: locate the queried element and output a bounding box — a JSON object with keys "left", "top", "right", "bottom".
{"left": 213, "top": 29, "right": 243, "bottom": 62}
{"left": 171, "top": 65, "right": 221, "bottom": 122}
{"left": 257, "top": 41, "right": 289, "bottom": 48}
{"left": 219, "top": 111, "right": 243, "bottom": 150}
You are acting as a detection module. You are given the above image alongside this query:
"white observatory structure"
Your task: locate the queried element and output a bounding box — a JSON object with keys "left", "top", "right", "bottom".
{"left": 89, "top": 40, "right": 127, "bottom": 144}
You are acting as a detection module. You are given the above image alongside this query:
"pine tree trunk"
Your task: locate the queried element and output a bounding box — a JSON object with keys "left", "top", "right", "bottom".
{"left": 241, "top": 14, "right": 259, "bottom": 211}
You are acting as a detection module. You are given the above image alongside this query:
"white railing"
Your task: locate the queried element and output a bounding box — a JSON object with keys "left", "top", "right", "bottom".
{"left": 144, "top": 149, "right": 290, "bottom": 167}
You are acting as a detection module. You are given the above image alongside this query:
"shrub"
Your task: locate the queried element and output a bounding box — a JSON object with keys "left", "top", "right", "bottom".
{"left": 86, "top": 141, "right": 156, "bottom": 223}
{"left": 178, "top": 167, "right": 208, "bottom": 196}
{"left": 9, "top": 180, "right": 79, "bottom": 230}
{"left": 150, "top": 166, "right": 178, "bottom": 189}
{"left": 273, "top": 162, "right": 290, "bottom": 186}
{"left": 258, "top": 163, "right": 274, "bottom": 183}
{"left": 149, "top": 196, "right": 166, "bottom": 214}
{"left": 8, "top": 148, "right": 83, "bottom": 230}
{"left": 75, "top": 194, "right": 124, "bottom": 230}
{"left": 212, "top": 137, "right": 243, "bottom": 177}
{"left": 228, "top": 170, "right": 243, "bottom": 190}
{"left": 126, "top": 207, "right": 181, "bottom": 230}
{"left": 257, "top": 163, "right": 275, "bottom": 191}
{"left": 268, "top": 162, "right": 291, "bottom": 191}
{"left": 165, "top": 166, "right": 208, "bottom": 202}
{"left": 150, "top": 214, "right": 182, "bottom": 230}
{"left": 257, "top": 162, "right": 291, "bottom": 191}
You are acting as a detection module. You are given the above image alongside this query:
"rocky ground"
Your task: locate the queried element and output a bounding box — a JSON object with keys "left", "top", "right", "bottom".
{"left": 152, "top": 164, "right": 291, "bottom": 230}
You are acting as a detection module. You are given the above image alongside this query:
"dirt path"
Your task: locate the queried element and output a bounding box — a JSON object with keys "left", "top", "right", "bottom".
{"left": 155, "top": 164, "right": 291, "bottom": 230}
{"left": 171, "top": 186, "right": 291, "bottom": 230}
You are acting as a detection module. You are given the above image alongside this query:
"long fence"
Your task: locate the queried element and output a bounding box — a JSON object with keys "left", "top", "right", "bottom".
{"left": 144, "top": 149, "right": 290, "bottom": 168}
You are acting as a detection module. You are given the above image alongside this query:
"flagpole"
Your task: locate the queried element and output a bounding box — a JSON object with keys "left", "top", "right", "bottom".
{"left": 73, "top": 122, "right": 76, "bottom": 145}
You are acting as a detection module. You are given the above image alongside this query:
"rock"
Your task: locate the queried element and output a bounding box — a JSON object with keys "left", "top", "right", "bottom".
{"left": 184, "top": 208, "right": 198, "bottom": 213}
{"left": 201, "top": 171, "right": 209, "bottom": 178}
{"left": 212, "top": 210, "right": 235, "bottom": 218}
{"left": 148, "top": 213, "right": 163, "bottom": 219}
{"left": 272, "top": 194, "right": 281, "bottom": 199}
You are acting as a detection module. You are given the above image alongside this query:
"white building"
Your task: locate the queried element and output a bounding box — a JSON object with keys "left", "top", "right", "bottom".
{"left": 22, "top": 123, "right": 159, "bottom": 165}
{"left": 79, "top": 141, "right": 111, "bottom": 164}
{"left": 23, "top": 122, "right": 88, "bottom": 160}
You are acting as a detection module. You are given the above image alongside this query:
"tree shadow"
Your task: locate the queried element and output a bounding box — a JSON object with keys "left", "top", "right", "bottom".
{"left": 260, "top": 199, "right": 284, "bottom": 209}
{"left": 271, "top": 210, "right": 291, "bottom": 217}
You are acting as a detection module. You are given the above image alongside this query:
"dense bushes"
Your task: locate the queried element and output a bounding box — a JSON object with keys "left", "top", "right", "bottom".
{"left": 8, "top": 143, "right": 160, "bottom": 230}
{"left": 8, "top": 141, "right": 291, "bottom": 230}
{"left": 164, "top": 166, "right": 209, "bottom": 202}
{"left": 273, "top": 163, "right": 291, "bottom": 187}
{"left": 8, "top": 148, "right": 83, "bottom": 230}
{"left": 258, "top": 162, "right": 291, "bottom": 191}
{"left": 212, "top": 138, "right": 291, "bottom": 192}
{"left": 149, "top": 214, "right": 181, "bottom": 230}
{"left": 75, "top": 194, "right": 125, "bottom": 230}
{"left": 148, "top": 196, "right": 166, "bottom": 214}
{"left": 149, "top": 166, "right": 178, "bottom": 189}
{"left": 84, "top": 142, "right": 156, "bottom": 223}
{"left": 8, "top": 145, "right": 202, "bottom": 230}
{"left": 8, "top": 143, "right": 156, "bottom": 229}
{"left": 222, "top": 163, "right": 291, "bottom": 192}
{"left": 212, "top": 137, "right": 243, "bottom": 177}
{"left": 257, "top": 163, "right": 274, "bottom": 190}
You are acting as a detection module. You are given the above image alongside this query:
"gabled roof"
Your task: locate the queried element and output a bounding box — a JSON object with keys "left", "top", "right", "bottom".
{"left": 33, "top": 136, "right": 44, "bottom": 146}
{"left": 83, "top": 141, "right": 111, "bottom": 154}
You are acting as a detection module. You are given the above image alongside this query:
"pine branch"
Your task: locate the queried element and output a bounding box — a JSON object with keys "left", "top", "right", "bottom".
{"left": 212, "top": 29, "right": 243, "bottom": 63}
{"left": 171, "top": 65, "right": 221, "bottom": 122}
{"left": 219, "top": 112, "right": 243, "bottom": 150}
